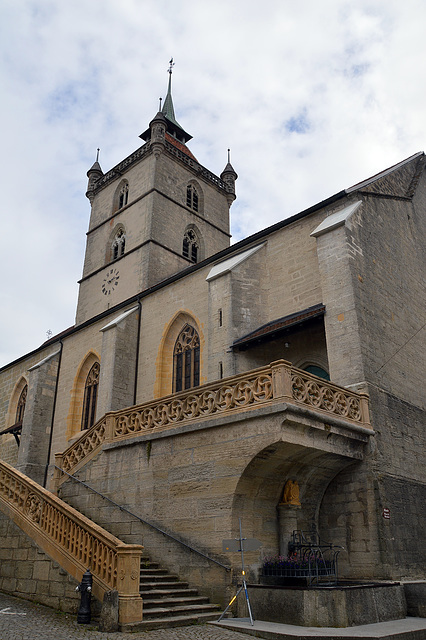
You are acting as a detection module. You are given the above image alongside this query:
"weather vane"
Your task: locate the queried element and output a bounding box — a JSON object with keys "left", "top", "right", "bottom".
{"left": 168, "top": 57, "right": 174, "bottom": 74}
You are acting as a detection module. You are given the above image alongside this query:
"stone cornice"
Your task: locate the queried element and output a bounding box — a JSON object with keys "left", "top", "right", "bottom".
{"left": 91, "top": 140, "right": 228, "bottom": 196}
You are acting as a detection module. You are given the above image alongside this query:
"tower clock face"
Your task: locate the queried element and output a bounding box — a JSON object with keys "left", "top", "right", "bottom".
{"left": 102, "top": 268, "right": 119, "bottom": 295}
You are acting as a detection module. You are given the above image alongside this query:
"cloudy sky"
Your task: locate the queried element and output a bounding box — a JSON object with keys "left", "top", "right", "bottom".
{"left": 1, "top": 0, "right": 425, "bottom": 366}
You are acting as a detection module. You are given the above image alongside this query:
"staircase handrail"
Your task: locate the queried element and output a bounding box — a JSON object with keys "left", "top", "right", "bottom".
{"left": 55, "top": 360, "right": 371, "bottom": 481}
{"left": 0, "top": 460, "right": 143, "bottom": 624}
{"left": 55, "top": 465, "right": 231, "bottom": 571}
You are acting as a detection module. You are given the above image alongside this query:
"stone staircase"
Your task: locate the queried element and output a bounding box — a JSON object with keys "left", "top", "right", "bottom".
{"left": 135, "top": 555, "right": 222, "bottom": 630}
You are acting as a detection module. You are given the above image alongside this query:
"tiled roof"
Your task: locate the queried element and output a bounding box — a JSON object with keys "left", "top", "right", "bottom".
{"left": 165, "top": 132, "right": 198, "bottom": 161}
{"left": 233, "top": 304, "right": 325, "bottom": 350}
{"left": 347, "top": 152, "right": 424, "bottom": 198}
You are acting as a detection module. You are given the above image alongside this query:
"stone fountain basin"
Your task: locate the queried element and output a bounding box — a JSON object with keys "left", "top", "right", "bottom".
{"left": 237, "top": 582, "right": 406, "bottom": 627}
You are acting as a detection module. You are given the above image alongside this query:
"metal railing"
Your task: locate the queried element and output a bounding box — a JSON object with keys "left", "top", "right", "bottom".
{"left": 55, "top": 465, "right": 231, "bottom": 571}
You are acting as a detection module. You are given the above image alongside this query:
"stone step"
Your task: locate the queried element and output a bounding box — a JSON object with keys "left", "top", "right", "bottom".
{"left": 139, "top": 580, "right": 188, "bottom": 591}
{"left": 140, "top": 587, "right": 199, "bottom": 599}
{"left": 135, "top": 556, "right": 221, "bottom": 629}
{"left": 125, "top": 611, "right": 221, "bottom": 632}
{"left": 140, "top": 557, "right": 159, "bottom": 569}
{"left": 140, "top": 568, "right": 169, "bottom": 576}
{"left": 142, "top": 595, "right": 210, "bottom": 609}
{"left": 142, "top": 603, "right": 220, "bottom": 620}
{"left": 139, "top": 573, "right": 180, "bottom": 583}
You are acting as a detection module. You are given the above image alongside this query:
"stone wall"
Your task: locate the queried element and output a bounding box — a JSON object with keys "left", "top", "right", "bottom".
{"left": 0, "top": 509, "right": 82, "bottom": 613}
{"left": 0, "top": 344, "right": 59, "bottom": 471}
{"left": 57, "top": 401, "right": 369, "bottom": 605}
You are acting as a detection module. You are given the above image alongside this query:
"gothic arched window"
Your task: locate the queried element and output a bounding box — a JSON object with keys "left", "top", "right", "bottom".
{"left": 112, "top": 228, "right": 126, "bottom": 260}
{"left": 118, "top": 182, "right": 129, "bottom": 209}
{"left": 186, "top": 184, "right": 199, "bottom": 212}
{"left": 173, "top": 325, "right": 200, "bottom": 392}
{"left": 182, "top": 229, "right": 199, "bottom": 263}
{"left": 81, "top": 362, "right": 100, "bottom": 430}
{"left": 16, "top": 385, "right": 27, "bottom": 425}
{"left": 303, "top": 365, "right": 330, "bottom": 381}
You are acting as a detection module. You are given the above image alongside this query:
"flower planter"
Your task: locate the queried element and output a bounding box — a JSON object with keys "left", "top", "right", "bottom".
{"left": 261, "top": 574, "right": 309, "bottom": 586}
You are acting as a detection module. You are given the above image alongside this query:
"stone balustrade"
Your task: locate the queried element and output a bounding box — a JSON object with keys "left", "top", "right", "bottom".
{"left": 0, "top": 460, "right": 143, "bottom": 624}
{"left": 55, "top": 360, "right": 371, "bottom": 482}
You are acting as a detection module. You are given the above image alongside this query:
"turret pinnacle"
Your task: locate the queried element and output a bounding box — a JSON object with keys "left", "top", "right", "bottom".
{"left": 86, "top": 149, "right": 104, "bottom": 201}
{"left": 221, "top": 149, "right": 238, "bottom": 207}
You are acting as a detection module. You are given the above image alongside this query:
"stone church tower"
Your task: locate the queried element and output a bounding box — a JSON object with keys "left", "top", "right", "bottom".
{"left": 76, "top": 65, "right": 237, "bottom": 325}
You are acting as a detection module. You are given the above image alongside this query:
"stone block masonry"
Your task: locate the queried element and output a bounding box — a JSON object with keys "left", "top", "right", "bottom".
{"left": 0, "top": 509, "right": 84, "bottom": 614}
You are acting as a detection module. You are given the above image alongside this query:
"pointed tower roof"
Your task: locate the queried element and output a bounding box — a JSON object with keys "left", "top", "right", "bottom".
{"left": 221, "top": 149, "right": 238, "bottom": 180}
{"left": 140, "top": 59, "right": 192, "bottom": 144}
{"left": 87, "top": 148, "right": 103, "bottom": 177}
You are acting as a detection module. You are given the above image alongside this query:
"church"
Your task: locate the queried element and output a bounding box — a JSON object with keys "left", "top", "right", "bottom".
{"left": 0, "top": 68, "right": 425, "bottom": 630}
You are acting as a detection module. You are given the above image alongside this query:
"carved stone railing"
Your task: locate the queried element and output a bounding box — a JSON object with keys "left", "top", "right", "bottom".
{"left": 0, "top": 460, "right": 143, "bottom": 624}
{"left": 55, "top": 360, "right": 371, "bottom": 483}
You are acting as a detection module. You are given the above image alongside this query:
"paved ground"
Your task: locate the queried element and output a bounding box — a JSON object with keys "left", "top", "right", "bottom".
{"left": 2, "top": 592, "right": 426, "bottom": 640}
{"left": 0, "top": 593, "right": 249, "bottom": 640}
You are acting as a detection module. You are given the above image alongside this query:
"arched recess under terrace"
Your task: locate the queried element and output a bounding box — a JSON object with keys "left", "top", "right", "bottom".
{"left": 66, "top": 351, "right": 100, "bottom": 441}
{"left": 154, "top": 311, "right": 205, "bottom": 399}
{"left": 230, "top": 441, "right": 357, "bottom": 581}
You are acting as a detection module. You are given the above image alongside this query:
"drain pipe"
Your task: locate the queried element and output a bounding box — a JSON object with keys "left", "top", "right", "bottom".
{"left": 43, "top": 338, "right": 63, "bottom": 488}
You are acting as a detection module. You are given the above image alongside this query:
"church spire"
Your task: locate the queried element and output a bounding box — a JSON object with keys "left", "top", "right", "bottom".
{"left": 161, "top": 58, "right": 178, "bottom": 125}
{"left": 140, "top": 59, "right": 192, "bottom": 144}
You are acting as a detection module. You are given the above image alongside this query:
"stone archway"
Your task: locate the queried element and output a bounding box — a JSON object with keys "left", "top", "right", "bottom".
{"left": 231, "top": 441, "right": 356, "bottom": 578}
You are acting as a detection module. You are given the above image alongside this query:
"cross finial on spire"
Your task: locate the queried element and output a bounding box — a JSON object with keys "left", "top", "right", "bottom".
{"left": 168, "top": 57, "right": 174, "bottom": 75}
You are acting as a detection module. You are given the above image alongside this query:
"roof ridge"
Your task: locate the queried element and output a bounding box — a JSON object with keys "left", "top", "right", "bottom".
{"left": 346, "top": 151, "right": 424, "bottom": 194}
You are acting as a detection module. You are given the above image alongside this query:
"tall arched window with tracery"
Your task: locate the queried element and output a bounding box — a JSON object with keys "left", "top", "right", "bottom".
{"left": 186, "top": 184, "right": 199, "bottom": 212}
{"left": 118, "top": 182, "right": 129, "bottom": 209}
{"left": 81, "top": 362, "right": 100, "bottom": 430}
{"left": 16, "top": 385, "right": 27, "bottom": 425}
{"left": 173, "top": 325, "right": 200, "bottom": 392}
{"left": 182, "top": 229, "right": 199, "bottom": 263}
{"left": 112, "top": 228, "right": 126, "bottom": 260}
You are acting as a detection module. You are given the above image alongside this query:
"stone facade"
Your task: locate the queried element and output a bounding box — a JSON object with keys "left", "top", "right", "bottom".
{"left": 0, "top": 509, "right": 81, "bottom": 613}
{"left": 0, "top": 77, "right": 424, "bottom": 618}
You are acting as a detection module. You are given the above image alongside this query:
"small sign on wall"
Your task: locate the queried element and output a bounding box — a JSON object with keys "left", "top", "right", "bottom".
{"left": 382, "top": 508, "right": 390, "bottom": 519}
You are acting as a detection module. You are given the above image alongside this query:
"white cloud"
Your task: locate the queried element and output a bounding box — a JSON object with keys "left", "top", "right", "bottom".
{"left": 1, "top": 0, "right": 426, "bottom": 365}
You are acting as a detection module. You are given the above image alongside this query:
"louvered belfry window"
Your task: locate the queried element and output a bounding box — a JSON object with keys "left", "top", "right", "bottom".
{"left": 182, "top": 229, "right": 199, "bottom": 263}
{"left": 112, "top": 228, "right": 126, "bottom": 260}
{"left": 81, "top": 362, "right": 100, "bottom": 430}
{"left": 173, "top": 325, "right": 200, "bottom": 392}
{"left": 186, "top": 184, "right": 199, "bottom": 212}
{"left": 118, "top": 182, "right": 129, "bottom": 209}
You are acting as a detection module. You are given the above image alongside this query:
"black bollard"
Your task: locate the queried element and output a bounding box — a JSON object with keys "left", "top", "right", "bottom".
{"left": 76, "top": 568, "right": 92, "bottom": 624}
